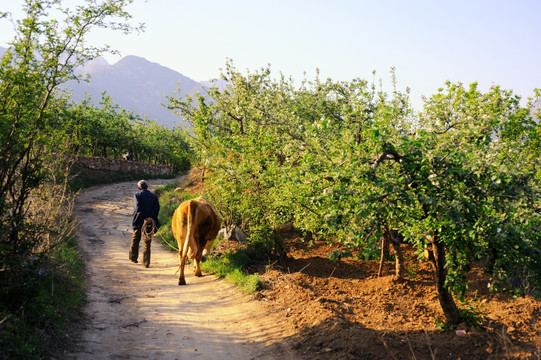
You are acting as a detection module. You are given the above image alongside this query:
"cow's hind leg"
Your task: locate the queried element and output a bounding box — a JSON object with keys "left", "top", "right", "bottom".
{"left": 194, "top": 254, "right": 203, "bottom": 277}
{"left": 194, "top": 261, "right": 202, "bottom": 277}
{"left": 178, "top": 250, "right": 187, "bottom": 285}
{"left": 202, "top": 236, "right": 215, "bottom": 262}
{"left": 178, "top": 232, "right": 192, "bottom": 285}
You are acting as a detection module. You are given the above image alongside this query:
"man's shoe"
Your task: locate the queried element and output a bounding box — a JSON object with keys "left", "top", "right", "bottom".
{"left": 131, "top": 260, "right": 138, "bottom": 264}
{"left": 143, "top": 264, "right": 149, "bottom": 268}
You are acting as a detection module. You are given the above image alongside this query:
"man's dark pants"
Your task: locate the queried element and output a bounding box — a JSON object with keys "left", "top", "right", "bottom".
{"left": 129, "top": 225, "right": 152, "bottom": 267}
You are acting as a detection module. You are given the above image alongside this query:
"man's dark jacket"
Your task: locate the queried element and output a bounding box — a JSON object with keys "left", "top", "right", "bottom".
{"left": 132, "top": 189, "right": 160, "bottom": 229}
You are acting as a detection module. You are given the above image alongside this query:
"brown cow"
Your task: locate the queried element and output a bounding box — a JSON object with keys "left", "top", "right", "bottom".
{"left": 171, "top": 197, "right": 220, "bottom": 285}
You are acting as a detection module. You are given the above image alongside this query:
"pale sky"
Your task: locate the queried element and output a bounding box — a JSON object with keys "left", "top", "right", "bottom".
{"left": 1, "top": 0, "right": 540, "bottom": 110}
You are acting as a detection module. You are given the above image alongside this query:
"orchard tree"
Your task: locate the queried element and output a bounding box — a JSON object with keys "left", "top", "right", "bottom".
{"left": 167, "top": 62, "right": 415, "bottom": 256}
{"left": 0, "top": 0, "right": 141, "bottom": 294}
{"left": 381, "top": 82, "right": 541, "bottom": 324}
{"left": 51, "top": 92, "right": 192, "bottom": 169}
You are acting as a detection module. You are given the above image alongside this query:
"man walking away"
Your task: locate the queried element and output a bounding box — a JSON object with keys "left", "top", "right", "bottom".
{"left": 129, "top": 180, "right": 160, "bottom": 268}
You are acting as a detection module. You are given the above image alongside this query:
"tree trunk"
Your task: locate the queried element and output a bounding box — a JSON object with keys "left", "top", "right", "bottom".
{"left": 389, "top": 229, "right": 403, "bottom": 279}
{"left": 430, "top": 234, "right": 462, "bottom": 325}
{"left": 377, "top": 228, "right": 404, "bottom": 279}
{"left": 377, "top": 235, "right": 389, "bottom": 277}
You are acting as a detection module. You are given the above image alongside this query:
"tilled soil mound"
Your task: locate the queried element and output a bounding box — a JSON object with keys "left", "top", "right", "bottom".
{"left": 249, "top": 235, "right": 541, "bottom": 359}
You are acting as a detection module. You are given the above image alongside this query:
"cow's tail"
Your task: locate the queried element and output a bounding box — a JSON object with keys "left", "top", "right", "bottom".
{"left": 184, "top": 200, "right": 198, "bottom": 260}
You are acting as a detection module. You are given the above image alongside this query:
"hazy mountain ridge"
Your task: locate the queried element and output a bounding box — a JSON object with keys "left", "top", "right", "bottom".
{"left": 0, "top": 46, "right": 205, "bottom": 127}
{"left": 65, "top": 55, "right": 204, "bottom": 127}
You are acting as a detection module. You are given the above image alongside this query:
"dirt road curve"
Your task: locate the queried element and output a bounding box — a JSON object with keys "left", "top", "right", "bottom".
{"left": 66, "top": 179, "right": 297, "bottom": 360}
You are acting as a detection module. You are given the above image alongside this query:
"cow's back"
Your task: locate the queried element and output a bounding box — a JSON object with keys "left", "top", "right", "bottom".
{"left": 191, "top": 197, "right": 220, "bottom": 245}
{"left": 172, "top": 197, "right": 220, "bottom": 249}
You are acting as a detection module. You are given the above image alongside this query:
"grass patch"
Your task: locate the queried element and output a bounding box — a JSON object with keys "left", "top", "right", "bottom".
{"left": 201, "top": 250, "right": 262, "bottom": 293}
{"left": 0, "top": 235, "right": 85, "bottom": 359}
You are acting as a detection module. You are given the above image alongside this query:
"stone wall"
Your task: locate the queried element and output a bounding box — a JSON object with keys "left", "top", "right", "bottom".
{"left": 73, "top": 155, "right": 175, "bottom": 175}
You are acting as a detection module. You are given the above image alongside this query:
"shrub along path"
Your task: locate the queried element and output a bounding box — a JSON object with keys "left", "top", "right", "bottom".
{"left": 65, "top": 179, "right": 297, "bottom": 360}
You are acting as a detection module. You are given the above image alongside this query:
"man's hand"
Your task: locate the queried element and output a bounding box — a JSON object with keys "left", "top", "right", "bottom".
{"left": 144, "top": 218, "right": 153, "bottom": 224}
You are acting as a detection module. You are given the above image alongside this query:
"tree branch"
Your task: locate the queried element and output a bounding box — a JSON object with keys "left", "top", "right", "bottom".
{"left": 373, "top": 149, "right": 402, "bottom": 171}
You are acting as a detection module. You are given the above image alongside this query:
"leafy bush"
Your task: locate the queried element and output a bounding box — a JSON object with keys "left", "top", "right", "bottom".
{"left": 245, "top": 223, "right": 284, "bottom": 260}
{"left": 0, "top": 235, "right": 85, "bottom": 359}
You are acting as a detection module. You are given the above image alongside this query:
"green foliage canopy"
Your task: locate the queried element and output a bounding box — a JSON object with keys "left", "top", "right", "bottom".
{"left": 168, "top": 61, "right": 540, "bottom": 325}
{"left": 0, "top": 0, "right": 140, "bottom": 275}
{"left": 53, "top": 93, "right": 192, "bottom": 170}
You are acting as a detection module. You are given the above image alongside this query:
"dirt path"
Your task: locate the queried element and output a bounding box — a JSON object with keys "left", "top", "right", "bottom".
{"left": 66, "top": 179, "right": 297, "bottom": 360}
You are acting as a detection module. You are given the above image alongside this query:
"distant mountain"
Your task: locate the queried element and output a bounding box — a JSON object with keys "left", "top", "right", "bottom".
{"left": 0, "top": 46, "right": 204, "bottom": 127}
{"left": 63, "top": 55, "right": 204, "bottom": 127}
